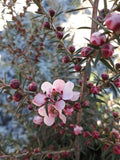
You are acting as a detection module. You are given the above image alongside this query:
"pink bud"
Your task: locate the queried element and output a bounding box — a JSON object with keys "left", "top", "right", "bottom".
{"left": 81, "top": 46, "right": 92, "bottom": 57}
{"left": 91, "top": 86, "right": 100, "bottom": 94}
{"left": 114, "top": 78, "right": 120, "bottom": 87}
{"left": 83, "top": 131, "right": 91, "bottom": 137}
{"left": 101, "top": 43, "right": 114, "bottom": 58}
{"left": 10, "top": 79, "right": 20, "bottom": 89}
{"left": 113, "top": 111, "right": 119, "bottom": 118}
{"left": 56, "top": 26, "right": 63, "bottom": 31}
{"left": 33, "top": 116, "right": 43, "bottom": 125}
{"left": 90, "top": 32, "right": 106, "bottom": 46}
{"left": 74, "top": 102, "right": 81, "bottom": 111}
{"left": 92, "top": 130, "right": 100, "bottom": 139}
{"left": 74, "top": 125, "right": 83, "bottom": 135}
{"left": 105, "top": 12, "right": 120, "bottom": 32}
{"left": 113, "top": 144, "right": 120, "bottom": 155}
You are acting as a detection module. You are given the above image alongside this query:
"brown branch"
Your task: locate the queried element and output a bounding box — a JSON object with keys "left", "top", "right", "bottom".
{"left": 91, "top": 0, "right": 99, "bottom": 35}
{"left": 0, "top": 148, "right": 75, "bottom": 159}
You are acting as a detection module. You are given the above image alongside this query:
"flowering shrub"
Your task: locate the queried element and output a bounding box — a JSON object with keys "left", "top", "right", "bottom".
{"left": 0, "top": 0, "right": 120, "bottom": 160}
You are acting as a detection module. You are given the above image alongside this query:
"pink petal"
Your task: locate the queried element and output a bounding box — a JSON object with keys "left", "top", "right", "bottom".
{"left": 41, "top": 82, "right": 53, "bottom": 95}
{"left": 62, "top": 81, "right": 74, "bottom": 100}
{"left": 59, "top": 113, "right": 66, "bottom": 124}
{"left": 38, "top": 106, "right": 47, "bottom": 116}
{"left": 53, "top": 79, "right": 65, "bottom": 92}
{"left": 33, "top": 115, "right": 43, "bottom": 125}
{"left": 44, "top": 116, "right": 55, "bottom": 126}
{"left": 32, "top": 93, "right": 47, "bottom": 107}
{"left": 70, "top": 92, "right": 80, "bottom": 101}
{"left": 55, "top": 100, "right": 65, "bottom": 113}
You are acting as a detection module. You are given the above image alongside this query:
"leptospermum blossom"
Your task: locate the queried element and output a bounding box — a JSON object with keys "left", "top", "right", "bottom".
{"left": 32, "top": 79, "right": 80, "bottom": 126}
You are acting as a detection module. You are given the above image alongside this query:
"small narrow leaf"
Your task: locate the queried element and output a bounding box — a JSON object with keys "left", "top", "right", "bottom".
{"left": 63, "top": 33, "right": 70, "bottom": 40}
{"left": 110, "top": 82, "right": 118, "bottom": 98}
{"left": 66, "top": 7, "right": 92, "bottom": 13}
{"left": 86, "top": 62, "right": 91, "bottom": 79}
{"left": 100, "top": 59, "right": 114, "bottom": 71}
{"left": 77, "top": 26, "right": 91, "bottom": 30}
{"left": 94, "top": 51, "right": 102, "bottom": 67}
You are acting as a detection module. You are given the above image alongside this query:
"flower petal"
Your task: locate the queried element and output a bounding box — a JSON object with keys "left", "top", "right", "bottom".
{"left": 53, "top": 79, "right": 65, "bottom": 92}
{"left": 62, "top": 81, "right": 74, "bottom": 100}
{"left": 41, "top": 82, "right": 53, "bottom": 95}
{"left": 32, "top": 93, "right": 47, "bottom": 107}
{"left": 70, "top": 92, "right": 80, "bottom": 101}
{"left": 55, "top": 100, "right": 65, "bottom": 113}
{"left": 38, "top": 106, "right": 47, "bottom": 116}
{"left": 59, "top": 113, "right": 66, "bottom": 124}
{"left": 44, "top": 116, "right": 55, "bottom": 126}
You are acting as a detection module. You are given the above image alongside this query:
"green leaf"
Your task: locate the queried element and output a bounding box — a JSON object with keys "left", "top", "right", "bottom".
{"left": 94, "top": 51, "right": 102, "bottom": 67}
{"left": 100, "top": 59, "right": 114, "bottom": 71}
{"left": 110, "top": 82, "right": 118, "bottom": 98}
{"left": 63, "top": 33, "right": 70, "bottom": 40}
{"left": 55, "top": 11, "right": 63, "bottom": 17}
{"left": 75, "top": 47, "right": 83, "bottom": 54}
{"left": 16, "top": 96, "right": 27, "bottom": 113}
{"left": 66, "top": 7, "right": 92, "bottom": 13}
{"left": 77, "top": 26, "right": 91, "bottom": 30}
{"left": 108, "top": 57, "right": 114, "bottom": 68}
{"left": 33, "top": 0, "right": 41, "bottom": 8}
{"left": 86, "top": 62, "right": 91, "bottom": 79}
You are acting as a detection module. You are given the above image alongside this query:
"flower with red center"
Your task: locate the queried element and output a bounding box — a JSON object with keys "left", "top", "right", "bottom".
{"left": 74, "top": 125, "right": 83, "bottom": 135}
{"left": 10, "top": 79, "right": 20, "bottom": 89}
{"left": 101, "top": 73, "right": 109, "bottom": 80}
{"left": 33, "top": 115, "right": 43, "bottom": 125}
{"left": 81, "top": 46, "right": 92, "bottom": 57}
{"left": 90, "top": 32, "right": 106, "bottom": 46}
{"left": 91, "top": 86, "right": 100, "bottom": 94}
{"left": 114, "top": 78, "right": 120, "bottom": 87}
{"left": 113, "top": 144, "right": 120, "bottom": 155}
{"left": 105, "top": 12, "right": 120, "bottom": 33}
{"left": 101, "top": 43, "right": 114, "bottom": 58}
{"left": 32, "top": 79, "right": 80, "bottom": 126}
{"left": 92, "top": 130, "right": 100, "bottom": 139}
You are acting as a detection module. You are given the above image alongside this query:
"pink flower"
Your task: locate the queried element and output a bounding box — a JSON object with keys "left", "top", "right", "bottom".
{"left": 38, "top": 104, "right": 66, "bottom": 126}
{"left": 33, "top": 115, "right": 43, "bottom": 125}
{"left": 32, "top": 79, "right": 80, "bottom": 125}
{"left": 113, "top": 144, "right": 120, "bottom": 155}
{"left": 90, "top": 32, "right": 106, "bottom": 46}
{"left": 105, "top": 12, "right": 120, "bottom": 32}
{"left": 74, "top": 125, "right": 83, "bottom": 135}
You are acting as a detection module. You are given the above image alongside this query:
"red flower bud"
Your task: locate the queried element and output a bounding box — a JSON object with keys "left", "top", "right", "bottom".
{"left": 56, "top": 26, "right": 63, "bottom": 31}
{"left": 91, "top": 86, "right": 100, "bottom": 94}
{"left": 101, "top": 73, "right": 109, "bottom": 80}
{"left": 28, "top": 82, "right": 37, "bottom": 92}
{"left": 101, "top": 43, "right": 114, "bottom": 58}
{"left": 115, "top": 63, "right": 120, "bottom": 70}
{"left": 113, "top": 111, "right": 119, "bottom": 118}
{"left": 83, "top": 131, "right": 91, "bottom": 137}
{"left": 90, "top": 32, "right": 106, "bottom": 46}
{"left": 43, "top": 22, "right": 50, "bottom": 29}
{"left": 105, "top": 12, "right": 120, "bottom": 32}
{"left": 10, "top": 79, "right": 20, "bottom": 89}
{"left": 92, "top": 130, "right": 100, "bottom": 139}
{"left": 56, "top": 31, "right": 63, "bottom": 40}
{"left": 68, "top": 45, "right": 75, "bottom": 53}
{"left": 49, "top": 9, "right": 56, "bottom": 17}
{"left": 113, "top": 144, "right": 120, "bottom": 155}
{"left": 13, "top": 91, "right": 22, "bottom": 102}
{"left": 62, "top": 56, "right": 70, "bottom": 63}
{"left": 81, "top": 46, "right": 92, "bottom": 57}
{"left": 27, "top": 104, "right": 33, "bottom": 110}
{"left": 74, "top": 102, "right": 81, "bottom": 111}
{"left": 74, "top": 64, "right": 82, "bottom": 71}
{"left": 114, "top": 78, "right": 120, "bottom": 87}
